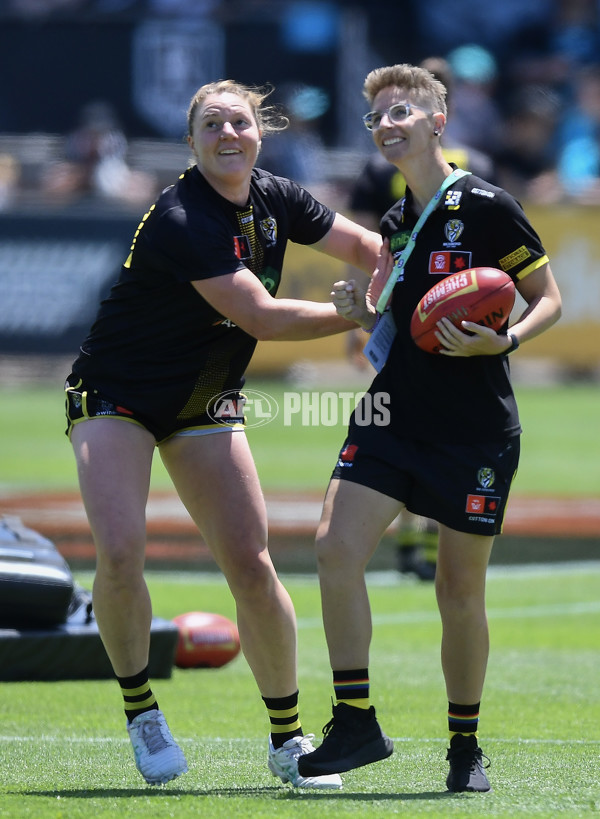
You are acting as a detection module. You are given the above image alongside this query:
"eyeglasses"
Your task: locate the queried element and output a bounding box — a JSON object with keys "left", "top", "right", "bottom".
{"left": 362, "top": 102, "right": 430, "bottom": 131}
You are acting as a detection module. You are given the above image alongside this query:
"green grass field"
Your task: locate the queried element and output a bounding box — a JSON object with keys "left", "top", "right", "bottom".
{"left": 0, "top": 378, "right": 598, "bottom": 816}
{"left": 0, "top": 380, "right": 599, "bottom": 494}
{"left": 0, "top": 566, "right": 598, "bottom": 817}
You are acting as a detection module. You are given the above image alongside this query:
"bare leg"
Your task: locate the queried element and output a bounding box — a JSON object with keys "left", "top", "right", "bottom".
{"left": 160, "top": 431, "right": 298, "bottom": 698}
{"left": 70, "top": 419, "right": 155, "bottom": 676}
{"left": 435, "top": 525, "right": 494, "bottom": 704}
{"left": 314, "top": 479, "right": 402, "bottom": 669}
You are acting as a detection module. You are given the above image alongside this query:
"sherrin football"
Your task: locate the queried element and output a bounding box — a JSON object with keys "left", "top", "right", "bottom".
{"left": 410, "top": 267, "right": 516, "bottom": 354}
{"left": 172, "top": 611, "right": 241, "bottom": 669}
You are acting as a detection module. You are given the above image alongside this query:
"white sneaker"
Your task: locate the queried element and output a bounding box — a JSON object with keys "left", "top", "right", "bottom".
{"left": 268, "top": 734, "right": 342, "bottom": 789}
{"left": 127, "top": 709, "right": 188, "bottom": 785}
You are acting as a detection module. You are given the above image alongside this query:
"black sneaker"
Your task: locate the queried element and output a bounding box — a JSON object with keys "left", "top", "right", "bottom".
{"left": 297, "top": 703, "right": 393, "bottom": 776}
{"left": 446, "top": 733, "right": 491, "bottom": 792}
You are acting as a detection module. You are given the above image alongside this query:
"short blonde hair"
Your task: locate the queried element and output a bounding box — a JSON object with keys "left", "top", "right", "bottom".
{"left": 187, "top": 79, "right": 289, "bottom": 137}
{"left": 363, "top": 64, "right": 447, "bottom": 118}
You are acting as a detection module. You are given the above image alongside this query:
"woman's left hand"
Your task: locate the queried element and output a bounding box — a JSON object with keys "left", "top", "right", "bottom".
{"left": 435, "top": 319, "right": 511, "bottom": 357}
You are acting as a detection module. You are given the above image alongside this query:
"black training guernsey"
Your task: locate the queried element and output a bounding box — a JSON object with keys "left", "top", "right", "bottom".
{"left": 72, "top": 166, "right": 335, "bottom": 420}
{"left": 369, "top": 171, "right": 549, "bottom": 444}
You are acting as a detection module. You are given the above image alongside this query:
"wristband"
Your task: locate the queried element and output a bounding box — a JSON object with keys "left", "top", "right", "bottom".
{"left": 505, "top": 333, "right": 520, "bottom": 354}
{"left": 363, "top": 311, "right": 381, "bottom": 334}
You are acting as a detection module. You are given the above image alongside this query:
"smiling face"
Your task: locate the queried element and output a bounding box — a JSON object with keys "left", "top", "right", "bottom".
{"left": 369, "top": 86, "right": 442, "bottom": 167}
{"left": 188, "top": 92, "right": 262, "bottom": 197}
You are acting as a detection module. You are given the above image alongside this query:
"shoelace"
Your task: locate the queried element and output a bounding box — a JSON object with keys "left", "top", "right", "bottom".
{"left": 473, "top": 750, "right": 491, "bottom": 772}
{"left": 321, "top": 707, "right": 363, "bottom": 739}
{"left": 281, "top": 734, "right": 315, "bottom": 759}
{"left": 447, "top": 745, "right": 491, "bottom": 772}
{"left": 139, "top": 720, "right": 170, "bottom": 755}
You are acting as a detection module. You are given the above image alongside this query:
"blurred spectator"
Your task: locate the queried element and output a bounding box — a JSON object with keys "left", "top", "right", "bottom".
{"left": 258, "top": 83, "right": 329, "bottom": 191}
{"left": 41, "top": 100, "right": 157, "bottom": 208}
{"left": 444, "top": 44, "right": 503, "bottom": 155}
{"left": 411, "top": 0, "right": 548, "bottom": 63}
{"left": 493, "top": 84, "right": 563, "bottom": 204}
{"left": 556, "top": 65, "right": 600, "bottom": 204}
{"left": 506, "top": 0, "right": 600, "bottom": 97}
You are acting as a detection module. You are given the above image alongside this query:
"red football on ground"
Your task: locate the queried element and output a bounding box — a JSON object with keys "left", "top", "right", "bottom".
{"left": 410, "top": 267, "right": 516, "bottom": 354}
{"left": 172, "top": 611, "right": 241, "bottom": 669}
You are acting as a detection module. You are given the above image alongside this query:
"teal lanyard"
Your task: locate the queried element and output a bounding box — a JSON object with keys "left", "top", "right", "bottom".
{"left": 376, "top": 168, "right": 471, "bottom": 314}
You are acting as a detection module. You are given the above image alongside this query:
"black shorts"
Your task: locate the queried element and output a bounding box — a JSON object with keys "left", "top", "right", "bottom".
{"left": 331, "top": 423, "right": 520, "bottom": 536}
{"left": 64, "top": 374, "right": 245, "bottom": 444}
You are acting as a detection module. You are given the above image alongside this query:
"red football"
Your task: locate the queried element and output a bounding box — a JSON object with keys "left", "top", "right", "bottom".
{"left": 172, "top": 611, "right": 241, "bottom": 669}
{"left": 410, "top": 267, "right": 516, "bottom": 354}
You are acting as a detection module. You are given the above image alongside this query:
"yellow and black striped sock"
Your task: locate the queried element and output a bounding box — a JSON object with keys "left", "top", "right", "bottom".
{"left": 263, "top": 691, "right": 303, "bottom": 749}
{"left": 117, "top": 667, "right": 158, "bottom": 723}
{"left": 334, "top": 668, "right": 370, "bottom": 709}
{"left": 448, "top": 700, "right": 480, "bottom": 739}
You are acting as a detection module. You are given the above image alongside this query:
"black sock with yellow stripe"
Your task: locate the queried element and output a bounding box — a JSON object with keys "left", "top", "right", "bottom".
{"left": 117, "top": 667, "right": 158, "bottom": 723}
{"left": 263, "top": 691, "right": 303, "bottom": 749}
{"left": 448, "top": 700, "right": 480, "bottom": 739}
{"left": 334, "top": 668, "right": 370, "bottom": 709}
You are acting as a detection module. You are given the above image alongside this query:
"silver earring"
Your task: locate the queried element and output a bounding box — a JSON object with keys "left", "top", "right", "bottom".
{"left": 433, "top": 129, "right": 440, "bottom": 136}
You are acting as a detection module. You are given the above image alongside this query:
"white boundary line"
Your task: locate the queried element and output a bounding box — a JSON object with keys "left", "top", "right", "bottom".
{"left": 296, "top": 599, "right": 600, "bottom": 629}
{"left": 0, "top": 735, "right": 599, "bottom": 746}
{"left": 75, "top": 560, "right": 600, "bottom": 586}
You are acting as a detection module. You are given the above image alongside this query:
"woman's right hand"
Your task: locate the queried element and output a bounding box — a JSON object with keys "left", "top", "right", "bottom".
{"left": 331, "top": 279, "right": 377, "bottom": 331}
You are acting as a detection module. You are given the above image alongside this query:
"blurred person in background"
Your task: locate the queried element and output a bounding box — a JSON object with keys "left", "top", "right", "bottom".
{"left": 344, "top": 57, "right": 496, "bottom": 581}
{"left": 258, "top": 83, "right": 330, "bottom": 192}
{"left": 411, "top": 0, "right": 548, "bottom": 66}
{"left": 493, "top": 84, "right": 563, "bottom": 204}
{"left": 505, "top": 0, "right": 600, "bottom": 101}
{"left": 41, "top": 100, "right": 157, "bottom": 208}
{"left": 556, "top": 64, "right": 600, "bottom": 204}
{"left": 443, "top": 45, "right": 503, "bottom": 156}
{"left": 64, "top": 79, "right": 383, "bottom": 789}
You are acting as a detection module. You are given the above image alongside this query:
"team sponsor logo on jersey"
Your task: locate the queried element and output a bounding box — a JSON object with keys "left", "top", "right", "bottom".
{"left": 499, "top": 245, "right": 531, "bottom": 271}
{"left": 477, "top": 467, "right": 496, "bottom": 489}
{"left": 429, "top": 251, "right": 472, "bottom": 274}
{"left": 389, "top": 231, "right": 411, "bottom": 282}
{"left": 466, "top": 494, "right": 501, "bottom": 516}
{"left": 390, "top": 230, "right": 411, "bottom": 253}
{"left": 233, "top": 235, "right": 252, "bottom": 260}
{"left": 337, "top": 443, "right": 358, "bottom": 467}
{"left": 444, "top": 190, "right": 463, "bottom": 209}
{"left": 443, "top": 219, "right": 464, "bottom": 246}
{"left": 472, "top": 187, "right": 495, "bottom": 198}
{"left": 258, "top": 269, "right": 277, "bottom": 292}
{"left": 260, "top": 217, "right": 277, "bottom": 246}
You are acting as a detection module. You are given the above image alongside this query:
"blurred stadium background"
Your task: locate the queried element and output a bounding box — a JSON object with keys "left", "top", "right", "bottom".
{"left": 0, "top": 0, "right": 599, "bottom": 378}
